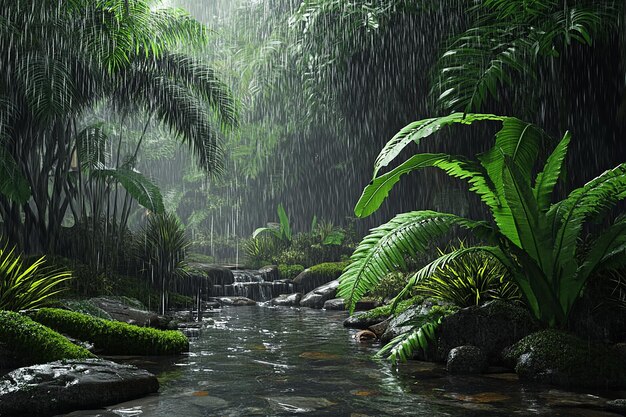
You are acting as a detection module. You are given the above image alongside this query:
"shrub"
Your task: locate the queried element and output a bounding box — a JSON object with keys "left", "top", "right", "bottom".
{"left": 414, "top": 243, "right": 521, "bottom": 307}
{"left": 278, "top": 264, "right": 305, "bottom": 280}
{"left": 0, "top": 310, "right": 93, "bottom": 364}
{"left": 368, "top": 272, "right": 410, "bottom": 301}
{"left": 30, "top": 308, "right": 189, "bottom": 355}
{"left": 0, "top": 242, "right": 72, "bottom": 311}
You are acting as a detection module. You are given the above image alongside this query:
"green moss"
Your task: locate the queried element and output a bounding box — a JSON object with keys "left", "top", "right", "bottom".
{"left": 358, "top": 296, "right": 426, "bottom": 320}
{"left": 308, "top": 261, "right": 349, "bottom": 279}
{"left": 278, "top": 264, "right": 305, "bottom": 280}
{"left": 0, "top": 310, "right": 93, "bottom": 364}
{"left": 30, "top": 308, "right": 189, "bottom": 355}
{"left": 505, "top": 329, "right": 626, "bottom": 388}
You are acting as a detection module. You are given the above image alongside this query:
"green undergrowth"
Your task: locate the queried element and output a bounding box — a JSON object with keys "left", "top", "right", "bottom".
{"left": 357, "top": 295, "right": 426, "bottom": 320}
{"left": 30, "top": 308, "right": 189, "bottom": 355}
{"left": 0, "top": 310, "right": 93, "bottom": 364}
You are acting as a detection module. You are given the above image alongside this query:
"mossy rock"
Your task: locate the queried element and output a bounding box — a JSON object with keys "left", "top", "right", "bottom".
{"left": 292, "top": 262, "right": 349, "bottom": 293}
{"left": 0, "top": 310, "right": 93, "bottom": 367}
{"left": 278, "top": 264, "right": 305, "bottom": 280}
{"left": 30, "top": 308, "right": 189, "bottom": 356}
{"left": 504, "top": 329, "right": 626, "bottom": 388}
{"left": 343, "top": 296, "right": 426, "bottom": 329}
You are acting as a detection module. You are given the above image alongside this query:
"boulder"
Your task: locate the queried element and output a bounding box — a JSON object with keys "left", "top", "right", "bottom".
{"left": 299, "top": 280, "right": 339, "bottom": 309}
{"left": 368, "top": 318, "right": 391, "bottom": 339}
{"left": 292, "top": 262, "right": 347, "bottom": 294}
{"left": 271, "top": 293, "right": 302, "bottom": 307}
{"left": 380, "top": 299, "right": 441, "bottom": 345}
{"left": 343, "top": 312, "right": 389, "bottom": 329}
{"left": 187, "top": 263, "right": 235, "bottom": 286}
{"left": 259, "top": 265, "right": 279, "bottom": 282}
{"left": 0, "top": 359, "right": 159, "bottom": 417}
{"left": 218, "top": 296, "right": 256, "bottom": 306}
{"left": 437, "top": 300, "right": 538, "bottom": 362}
{"left": 323, "top": 298, "right": 345, "bottom": 310}
{"left": 446, "top": 345, "right": 488, "bottom": 374}
{"left": 504, "top": 330, "right": 626, "bottom": 388}
{"left": 89, "top": 297, "right": 159, "bottom": 327}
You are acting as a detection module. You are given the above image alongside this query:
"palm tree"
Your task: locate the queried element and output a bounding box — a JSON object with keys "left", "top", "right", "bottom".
{"left": 0, "top": 0, "right": 237, "bottom": 253}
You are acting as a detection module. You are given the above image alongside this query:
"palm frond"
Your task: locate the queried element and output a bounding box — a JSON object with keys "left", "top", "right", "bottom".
{"left": 337, "top": 210, "right": 491, "bottom": 313}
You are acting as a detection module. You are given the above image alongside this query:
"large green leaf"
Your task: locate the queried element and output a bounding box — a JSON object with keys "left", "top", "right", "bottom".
{"left": 337, "top": 210, "right": 491, "bottom": 312}
{"left": 277, "top": 204, "right": 292, "bottom": 242}
{"left": 372, "top": 113, "right": 505, "bottom": 177}
{"left": 533, "top": 131, "right": 570, "bottom": 211}
{"left": 356, "top": 153, "right": 500, "bottom": 218}
{"left": 0, "top": 147, "right": 30, "bottom": 203}
{"left": 92, "top": 168, "right": 165, "bottom": 214}
{"left": 502, "top": 156, "right": 553, "bottom": 276}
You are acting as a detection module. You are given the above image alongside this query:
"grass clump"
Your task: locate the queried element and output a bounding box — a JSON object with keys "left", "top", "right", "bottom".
{"left": 30, "top": 308, "right": 189, "bottom": 355}
{"left": 0, "top": 310, "right": 93, "bottom": 364}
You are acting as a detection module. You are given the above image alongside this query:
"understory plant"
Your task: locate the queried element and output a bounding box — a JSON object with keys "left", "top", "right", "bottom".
{"left": 135, "top": 212, "right": 189, "bottom": 314}
{"left": 415, "top": 241, "right": 520, "bottom": 307}
{"left": 339, "top": 113, "right": 626, "bottom": 331}
{"left": 0, "top": 242, "right": 72, "bottom": 311}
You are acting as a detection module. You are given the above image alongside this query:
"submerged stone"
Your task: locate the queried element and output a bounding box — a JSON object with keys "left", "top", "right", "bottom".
{"left": 0, "top": 359, "right": 159, "bottom": 417}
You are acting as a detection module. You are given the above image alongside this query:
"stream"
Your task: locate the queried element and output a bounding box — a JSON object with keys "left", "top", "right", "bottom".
{"left": 65, "top": 306, "right": 622, "bottom": 417}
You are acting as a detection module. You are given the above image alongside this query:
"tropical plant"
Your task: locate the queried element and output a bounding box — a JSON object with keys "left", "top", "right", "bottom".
{"left": 135, "top": 212, "right": 189, "bottom": 314}
{"left": 0, "top": 0, "right": 237, "bottom": 253}
{"left": 253, "top": 204, "right": 292, "bottom": 245}
{"left": 415, "top": 241, "right": 520, "bottom": 308}
{"left": 0, "top": 242, "right": 72, "bottom": 311}
{"left": 243, "top": 236, "right": 280, "bottom": 268}
{"left": 338, "top": 112, "right": 626, "bottom": 329}
{"left": 433, "top": 0, "right": 622, "bottom": 113}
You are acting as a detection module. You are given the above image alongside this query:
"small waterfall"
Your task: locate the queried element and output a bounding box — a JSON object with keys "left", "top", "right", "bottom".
{"left": 229, "top": 269, "right": 294, "bottom": 302}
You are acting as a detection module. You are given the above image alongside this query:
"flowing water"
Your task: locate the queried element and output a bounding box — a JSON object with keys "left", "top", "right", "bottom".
{"left": 66, "top": 306, "right": 622, "bottom": 417}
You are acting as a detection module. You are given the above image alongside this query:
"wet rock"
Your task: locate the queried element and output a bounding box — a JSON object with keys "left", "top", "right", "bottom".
{"left": 266, "top": 396, "right": 336, "bottom": 413}
{"left": 271, "top": 293, "right": 302, "bottom": 307}
{"left": 437, "top": 300, "right": 538, "bottom": 362}
{"left": 0, "top": 359, "right": 159, "bottom": 417}
{"left": 343, "top": 312, "right": 389, "bottom": 329}
{"left": 188, "top": 263, "right": 235, "bottom": 286}
{"left": 354, "top": 330, "right": 377, "bottom": 343}
{"left": 259, "top": 265, "right": 279, "bottom": 282}
{"left": 323, "top": 298, "right": 345, "bottom": 310}
{"left": 380, "top": 299, "right": 439, "bottom": 345}
{"left": 218, "top": 296, "right": 256, "bottom": 306}
{"left": 367, "top": 318, "right": 390, "bottom": 338}
{"left": 505, "top": 330, "right": 626, "bottom": 388}
{"left": 89, "top": 297, "right": 159, "bottom": 327}
{"left": 292, "top": 262, "right": 347, "bottom": 294}
{"left": 607, "top": 399, "right": 626, "bottom": 414}
{"left": 354, "top": 300, "right": 381, "bottom": 311}
{"left": 446, "top": 345, "right": 487, "bottom": 374}
{"left": 299, "top": 280, "right": 340, "bottom": 309}
{"left": 204, "top": 301, "right": 222, "bottom": 309}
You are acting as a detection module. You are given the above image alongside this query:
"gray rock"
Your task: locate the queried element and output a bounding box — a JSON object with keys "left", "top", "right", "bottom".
{"left": 0, "top": 359, "right": 159, "bottom": 417}
{"left": 354, "top": 300, "right": 381, "bottom": 311}
{"left": 607, "top": 399, "right": 626, "bottom": 414}
{"left": 446, "top": 345, "right": 488, "bottom": 374}
{"left": 299, "top": 280, "right": 339, "bottom": 309}
{"left": 381, "top": 300, "right": 439, "bottom": 345}
{"left": 259, "top": 265, "right": 279, "bottom": 282}
{"left": 437, "top": 300, "right": 538, "bottom": 362}
{"left": 323, "top": 298, "right": 345, "bottom": 310}
{"left": 89, "top": 297, "right": 159, "bottom": 327}
{"left": 343, "top": 312, "right": 388, "bottom": 329}
{"left": 368, "top": 318, "right": 391, "bottom": 339}
{"left": 218, "top": 296, "right": 256, "bottom": 306}
{"left": 271, "top": 293, "right": 302, "bottom": 307}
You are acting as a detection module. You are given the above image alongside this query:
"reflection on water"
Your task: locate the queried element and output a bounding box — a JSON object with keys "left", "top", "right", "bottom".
{"left": 64, "top": 306, "right": 623, "bottom": 417}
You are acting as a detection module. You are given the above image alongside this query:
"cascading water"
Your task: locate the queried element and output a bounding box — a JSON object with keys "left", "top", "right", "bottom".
{"left": 230, "top": 269, "right": 294, "bottom": 302}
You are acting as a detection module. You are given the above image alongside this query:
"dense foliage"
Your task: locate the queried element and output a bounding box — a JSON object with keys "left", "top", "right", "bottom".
{"left": 31, "top": 308, "right": 189, "bottom": 355}
{"left": 339, "top": 113, "right": 626, "bottom": 328}
{"left": 0, "top": 243, "right": 71, "bottom": 311}
{"left": 0, "top": 310, "right": 93, "bottom": 364}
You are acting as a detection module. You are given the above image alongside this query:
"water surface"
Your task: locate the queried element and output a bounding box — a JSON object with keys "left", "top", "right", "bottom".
{"left": 67, "top": 306, "right": 622, "bottom": 417}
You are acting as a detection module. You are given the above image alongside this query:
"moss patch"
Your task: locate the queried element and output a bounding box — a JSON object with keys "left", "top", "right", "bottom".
{"left": 358, "top": 296, "right": 426, "bottom": 320}
{"left": 30, "top": 308, "right": 189, "bottom": 356}
{"left": 0, "top": 310, "right": 93, "bottom": 365}
{"left": 505, "top": 329, "right": 626, "bottom": 388}
{"left": 278, "top": 264, "right": 305, "bottom": 280}
{"left": 308, "top": 261, "right": 349, "bottom": 278}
